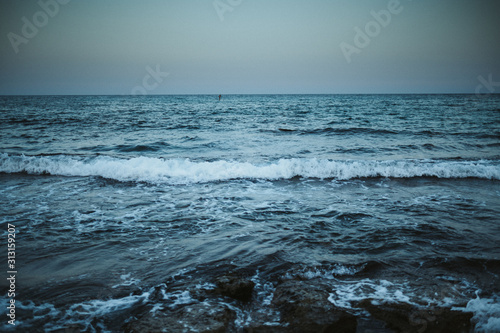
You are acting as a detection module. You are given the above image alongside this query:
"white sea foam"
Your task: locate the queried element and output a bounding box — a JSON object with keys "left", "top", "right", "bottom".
{"left": 112, "top": 273, "right": 141, "bottom": 288}
{"left": 162, "top": 290, "right": 196, "bottom": 308}
{"left": 1, "top": 153, "right": 499, "bottom": 184}
{"left": 455, "top": 293, "right": 500, "bottom": 333}
{"left": 328, "top": 279, "right": 413, "bottom": 309}
{"left": 64, "top": 290, "right": 151, "bottom": 319}
{"left": 284, "top": 264, "right": 364, "bottom": 281}
{"left": 0, "top": 291, "right": 151, "bottom": 332}
{"left": 329, "top": 280, "right": 500, "bottom": 332}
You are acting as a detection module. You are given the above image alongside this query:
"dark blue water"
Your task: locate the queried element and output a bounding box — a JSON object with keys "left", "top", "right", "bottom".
{"left": 1, "top": 95, "right": 499, "bottom": 332}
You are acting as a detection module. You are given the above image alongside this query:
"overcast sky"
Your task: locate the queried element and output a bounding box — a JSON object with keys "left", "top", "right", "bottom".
{"left": 1, "top": 0, "right": 499, "bottom": 95}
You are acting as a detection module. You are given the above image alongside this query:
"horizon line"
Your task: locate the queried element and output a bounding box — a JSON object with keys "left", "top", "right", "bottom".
{"left": 1, "top": 93, "right": 497, "bottom": 97}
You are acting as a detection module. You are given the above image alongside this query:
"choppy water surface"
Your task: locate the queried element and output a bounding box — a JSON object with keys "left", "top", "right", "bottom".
{"left": 1, "top": 95, "right": 499, "bottom": 332}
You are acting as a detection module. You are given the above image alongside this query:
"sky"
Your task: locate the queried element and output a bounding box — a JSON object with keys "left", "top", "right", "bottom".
{"left": 0, "top": 0, "right": 499, "bottom": 95}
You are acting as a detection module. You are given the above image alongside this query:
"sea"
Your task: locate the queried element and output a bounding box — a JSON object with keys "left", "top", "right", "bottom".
{"left": 0, "top": 94, "right": 499, "bottom": 332}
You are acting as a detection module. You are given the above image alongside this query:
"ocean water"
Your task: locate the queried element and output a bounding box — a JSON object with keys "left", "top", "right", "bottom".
{"left": 0, "top": 94, "right": 499, "bottom": 332}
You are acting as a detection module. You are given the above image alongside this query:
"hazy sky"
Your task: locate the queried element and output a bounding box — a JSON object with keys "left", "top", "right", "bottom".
{"left": 1, "top": 0, "right": 499, "bottom": 94}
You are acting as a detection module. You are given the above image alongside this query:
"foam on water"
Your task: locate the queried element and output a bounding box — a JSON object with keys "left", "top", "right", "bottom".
{"left": 1, "top": 153, "right": 499, "bottom": 184}
{"left": 64, "top": 290, "right": 150, "bottom": 319}
{"left": 162, "top": 290, "right": 197, "bottom": 308}
{"left": 283, "top": 264, "right": 364, "bottom": 280}
{"left": 0, "top": 290, "right": 152, "bottom": 332}
{"left": 328, "top": 279, "right": 500, "bottom": 332}
{"left": 112, "top": 273, "right": 141, "bottom": 288}
{"left": 328, "top": 279, "right": 414, "bottom": 309}
{"left": 456, "top": 293, "right": 500, "bottom": 333}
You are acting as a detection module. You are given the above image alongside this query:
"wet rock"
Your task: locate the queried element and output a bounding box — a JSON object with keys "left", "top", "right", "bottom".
{"left": 123, "top": 302, "right": 235, "bottom": 333}
{"left": 358, "top": 299, "right": 473, "bottom": 333}
{"left": 271, "top": 280, "right": 357, "bottom": 333}
{"left": 244, "top": 325, "right": 289, "bottom": 333}
{"left": 213, "top": 275, "right": 256, "bottom": 302}
{"left": 51, "top": 325, "right": 83, "bottom": 333}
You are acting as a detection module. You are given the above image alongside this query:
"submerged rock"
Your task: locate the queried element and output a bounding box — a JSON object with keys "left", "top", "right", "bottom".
{"left": 124, "top": 271, "right": 475, "bottom": 332}
{"left": 271, "top": 280, "right": 357, "bottom": 333}
{"left": 358, "top": 299, "right": 473, "bottom": 333}
{"left": 123, "top": 302, "right": 235, "bottom": 333}
{"left": 213, "top": 275, "right": 256, "bottom": 302}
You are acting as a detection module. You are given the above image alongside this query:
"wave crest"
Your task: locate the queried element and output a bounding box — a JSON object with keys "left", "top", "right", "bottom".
{"left": 1, "top": 154, "right": 499, "bottom": 184}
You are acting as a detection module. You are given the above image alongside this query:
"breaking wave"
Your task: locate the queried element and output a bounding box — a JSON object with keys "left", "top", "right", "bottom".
{"left": 1, "top": 153, "right": 499, "bottom": 184}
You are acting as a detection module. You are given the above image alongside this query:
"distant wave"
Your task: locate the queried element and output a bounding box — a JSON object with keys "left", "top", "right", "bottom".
{"left": 267, "top": 127, "right": 399, "bottom": 135}
{"left": 1, "top": 153, "right": 499, "bottom": 184}
{"left": 266, "top": 127, "right": 500, "bottom": 139}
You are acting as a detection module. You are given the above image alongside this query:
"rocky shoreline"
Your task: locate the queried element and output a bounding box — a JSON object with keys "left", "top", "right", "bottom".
{"left": 122, "top": 271, "right": 474, "bottom": 333}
